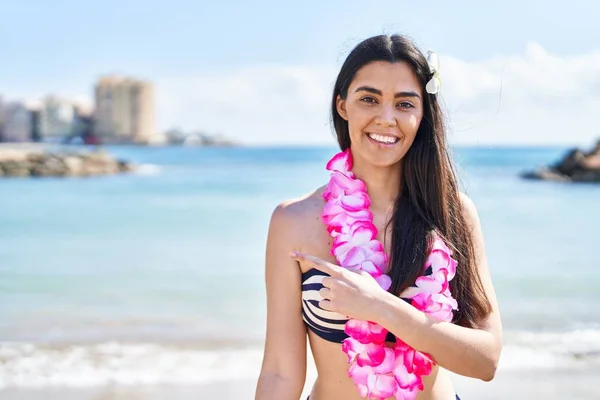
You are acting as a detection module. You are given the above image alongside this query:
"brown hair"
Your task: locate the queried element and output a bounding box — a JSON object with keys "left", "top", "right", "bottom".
{"left": 330, "top": 34, "right": 491, "bottom": 328}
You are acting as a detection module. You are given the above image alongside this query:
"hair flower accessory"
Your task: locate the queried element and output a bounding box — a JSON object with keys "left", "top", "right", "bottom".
{"left": 425, "top": 51, "right": 441, "bottom": 95}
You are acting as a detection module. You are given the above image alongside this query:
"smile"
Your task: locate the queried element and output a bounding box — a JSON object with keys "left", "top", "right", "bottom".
{"left": 366, "top": 132, "right": 400, "bottom": 145}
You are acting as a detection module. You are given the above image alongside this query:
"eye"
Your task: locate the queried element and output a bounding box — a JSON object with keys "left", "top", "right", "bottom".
{"left": 397, "top": 101, "right": 414, "bottom": 109}
{"left": 360, "top": 96, "right": 378, "bottom": 104}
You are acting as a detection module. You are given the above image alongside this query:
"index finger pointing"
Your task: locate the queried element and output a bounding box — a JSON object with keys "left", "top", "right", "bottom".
{"left": 290, "top": 252, "right": 342, "bottom": 276}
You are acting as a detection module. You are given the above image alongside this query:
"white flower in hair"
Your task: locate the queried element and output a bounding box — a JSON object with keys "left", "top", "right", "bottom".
{"left": 425, "top": 51, "right": 441, "bottom": 95}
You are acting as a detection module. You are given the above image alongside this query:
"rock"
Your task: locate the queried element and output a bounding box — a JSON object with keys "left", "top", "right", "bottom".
{"left": 0, "top": 150, "right": 29, "bottom": 162}
{"left": 572, "top": 169, "right": 600, "bottom": 183}
{"left": 521, "top": 139, "right": 600, "bottom": 183}
{"left": 31, "top": 155, "right": 68, "bottom": 177}
{"left": 0, "top": 145, "right": 135, "bottom": 178}
{"left": 520, "top": 167, "right": 571, "bottom": 182}
{"left": 25, "top": 152, "right": 46, "bottom": 163}
{"left": 117, "top": 160, "right": 134, "bottom": 172}
{"left": 2, "top": 161, "right": 32, "bottom": 177}
{"left": 62, "top": 156, "right": 85, "bottom": 176}
{"left": 84, "top": 151, "right": 113, "bottom": 164}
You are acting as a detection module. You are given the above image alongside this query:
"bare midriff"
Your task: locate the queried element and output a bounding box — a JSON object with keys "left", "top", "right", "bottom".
{"left": 305, "top": 331, "right": 457, "bottom": 400}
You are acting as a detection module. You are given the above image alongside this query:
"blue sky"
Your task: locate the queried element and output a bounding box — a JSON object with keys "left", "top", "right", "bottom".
{"left": 2, "top": 0, "right": 600, "bottom": 146}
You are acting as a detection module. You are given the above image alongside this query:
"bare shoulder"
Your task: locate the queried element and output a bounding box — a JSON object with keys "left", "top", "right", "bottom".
{"left": 459, "top": 192, "right": 481, "bottom": 228}
{"left": 270, "top": 185, "right": 327, "bottom": 238}
{"left": 458, "top": 192, "right": 488, "bottom": 263}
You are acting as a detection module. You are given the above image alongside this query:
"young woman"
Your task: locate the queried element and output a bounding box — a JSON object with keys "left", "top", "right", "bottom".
{"left": 255, "top": 34, "right": 502, "bottom": 400}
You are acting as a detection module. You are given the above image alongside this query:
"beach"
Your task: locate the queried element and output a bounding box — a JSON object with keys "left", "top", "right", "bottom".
{"left": 1, "top": 357, "right": 598, "bottom": 399}
{"left": 1, "top": 145, "right": 599, "bottom": 399}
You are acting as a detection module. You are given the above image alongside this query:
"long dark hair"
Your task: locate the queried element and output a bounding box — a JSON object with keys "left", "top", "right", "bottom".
{"left": 330, "top": 34, "right": 491, "bottom": 328}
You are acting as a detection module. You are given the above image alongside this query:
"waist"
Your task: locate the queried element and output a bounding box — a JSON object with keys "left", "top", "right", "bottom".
{"left": 307, "top": 364, "right": 456, "bottom": 400}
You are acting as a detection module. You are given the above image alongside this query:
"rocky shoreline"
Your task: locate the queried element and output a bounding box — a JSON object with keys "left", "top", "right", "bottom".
{"left": 521, "top": 139, "right": 600, "bottom": 183}
{"left": 0, "top": 145, "right": 135, "bottom": 178}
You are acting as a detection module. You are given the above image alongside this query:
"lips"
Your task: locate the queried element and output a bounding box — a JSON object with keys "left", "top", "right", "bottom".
{"left": 366, "top": 132, "right": 400, "bottom": 145}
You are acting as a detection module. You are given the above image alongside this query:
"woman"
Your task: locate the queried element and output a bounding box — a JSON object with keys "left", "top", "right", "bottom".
{"left": 255, "top": 34, "right": 502, "bottom": 400}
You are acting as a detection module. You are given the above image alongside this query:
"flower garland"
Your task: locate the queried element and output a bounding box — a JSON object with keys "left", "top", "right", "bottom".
{"left": 322, "top": 149, "right": 459, "bottom": 400}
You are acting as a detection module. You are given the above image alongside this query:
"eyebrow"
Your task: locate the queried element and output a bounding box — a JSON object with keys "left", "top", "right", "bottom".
{"left": 354, "top": 85, "right": 421, "bottom": 99}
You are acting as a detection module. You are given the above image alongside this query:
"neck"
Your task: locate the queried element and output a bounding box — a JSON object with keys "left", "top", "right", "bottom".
{"left": 351, "top": 154, "right": 402, "bottom": 215}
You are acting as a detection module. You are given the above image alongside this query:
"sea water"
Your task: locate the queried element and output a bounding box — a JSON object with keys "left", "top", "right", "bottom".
{"left": 0, "top": 145, "right": 598, "bottom": 388}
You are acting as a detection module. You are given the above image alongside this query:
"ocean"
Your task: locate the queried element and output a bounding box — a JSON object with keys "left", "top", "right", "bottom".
{"left": 0, "top": 145, "right": 599, "bottom": 396}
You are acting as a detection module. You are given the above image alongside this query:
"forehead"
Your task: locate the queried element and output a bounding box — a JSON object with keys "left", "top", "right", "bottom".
{"left": 349, "top": 61, "right": 421, "bottom": 95}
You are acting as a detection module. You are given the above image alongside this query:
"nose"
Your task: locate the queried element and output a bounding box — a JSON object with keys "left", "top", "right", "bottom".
{"left": 375, "top": 105, "right": 397, "bottom": 127}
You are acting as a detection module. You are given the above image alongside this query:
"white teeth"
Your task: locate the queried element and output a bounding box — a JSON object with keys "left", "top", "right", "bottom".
{"left": 368, "top": 133, "right": 398, "bottom": 144}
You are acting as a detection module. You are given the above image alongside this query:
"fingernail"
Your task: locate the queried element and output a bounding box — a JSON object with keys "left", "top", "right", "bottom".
{"left": 289, "top": 251, "right": 297, "bottom": 257}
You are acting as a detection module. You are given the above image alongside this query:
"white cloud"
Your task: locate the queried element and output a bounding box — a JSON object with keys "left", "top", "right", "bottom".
{"left": 156, "top": 64, "right": 339, "bottom": 146}
{"left": 5, "top": 43, "right": 599, "bottom": 147}
{"left": 441, "top": 42, "right": 600, "bottom": 146}
{"left": 157, "top": 42, "right": 600, "bottom": 146}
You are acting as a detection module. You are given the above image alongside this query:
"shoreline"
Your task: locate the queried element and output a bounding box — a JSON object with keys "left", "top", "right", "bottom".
{"left": 1, "top": 336, "right": 599, "bottom": 399}
{"left": 1, "top": 368, "right": 598, "bottom": 400}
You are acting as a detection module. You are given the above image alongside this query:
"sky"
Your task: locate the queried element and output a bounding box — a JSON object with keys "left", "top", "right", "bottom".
{"left": 2, "top": 0, "right": 600, "bottom": 146}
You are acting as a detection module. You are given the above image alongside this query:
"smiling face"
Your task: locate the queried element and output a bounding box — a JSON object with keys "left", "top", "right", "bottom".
{"left": 336, "top": 61, "right": 424, "bottom": 168}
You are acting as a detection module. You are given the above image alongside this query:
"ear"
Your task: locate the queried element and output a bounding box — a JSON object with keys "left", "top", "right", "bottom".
{"left": 336, "top": 95, "right": 348, "bottom": 121}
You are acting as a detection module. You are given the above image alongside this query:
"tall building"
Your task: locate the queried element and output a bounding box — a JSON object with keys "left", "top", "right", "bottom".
{"left": 93, "top": 75, "right": 155, "bottom": 144}
{"left": 0, "top": 101, "right": 31, "bottom": 142}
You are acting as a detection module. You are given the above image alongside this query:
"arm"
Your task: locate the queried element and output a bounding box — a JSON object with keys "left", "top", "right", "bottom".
{"left": 374, "top": 194, "right": 503, "bottom": 381}
{"left": 255, "top": 203, "right": 307, "bottom": 400}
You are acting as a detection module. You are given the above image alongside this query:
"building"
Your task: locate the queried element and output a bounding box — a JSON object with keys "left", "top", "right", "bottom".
{"left": 38, "top": 95, "right": 79, "bottom": 142}
{"left": 93, "top": 75, "right": 155, "bottom": 144}
{"left": 30, "top": 108, "right": 41, "bottom": 142}
{"left": 0, "top": 95, "right": 4, "bottom": 139}
{"left": 72, "top": 106, "right": 97, "bottom": 145}
{"left": 0, "top": 101, "right": 32, "bottom": 142}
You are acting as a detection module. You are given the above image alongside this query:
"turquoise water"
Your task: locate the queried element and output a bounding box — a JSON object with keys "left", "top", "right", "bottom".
{"left": 0, "top": 145, "right": 599, "bottom": 387}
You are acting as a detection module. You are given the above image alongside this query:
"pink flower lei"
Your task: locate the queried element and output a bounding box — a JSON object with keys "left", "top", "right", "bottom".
{"left": 322, "top": 149, "right": 459, "bottom": 400}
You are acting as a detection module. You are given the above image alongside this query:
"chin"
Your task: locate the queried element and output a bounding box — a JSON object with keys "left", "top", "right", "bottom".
{"left": 353, "top": 134, "right": 409, "bottom": 168}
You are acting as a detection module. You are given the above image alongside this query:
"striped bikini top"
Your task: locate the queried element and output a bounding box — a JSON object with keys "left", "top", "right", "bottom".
{"left": 301, "top": 268, "right": 397, "bottom": 343}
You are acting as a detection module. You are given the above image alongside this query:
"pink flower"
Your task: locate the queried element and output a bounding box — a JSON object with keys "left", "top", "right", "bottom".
{"left": 338, "top": 236, "right": 387, "bottom": 269}
{"left": 339, "top": 191, "right": 371, "bottom": 212}
{"left": 344, "top": 319, "right": 371, "bottom": 344}
{"left": 410, "top": 292, "right": 458, "bottom": 322}
{"left": 376, "top": 274, "right": 393, "bottom": 291}
{"left": 357, "top": 343, "right": 386, "bottom": 367}
{"left": 426, "top": 237, "right": 458, "bottom": 281}
{"left": 392, "top": 340, "right": 431, "bottom": 399}
{"left": 367, "top": 373, "right": 398, "bottom": 399}
{"left": 347, "top": 363, "right": 372, "bottom": 398}
{"left": 342, "top": 337, "right": 366, "bottom": 363}
{"left": 323, "top": 207, "right": 372, "bottom": 238}
{"left": 394, "top": 380, "right": 420, "bottom": 400}
{"left": 367, "top": 322, "right": 389, "bottom": 344}
{"left": 344, "top": 320, "right": 388, "bottom": 344}
{"left": 371, "top": 347, "right": 397, "bottom": 374}
{"left": 413, "top": 269, "right": 449, "bottom": 294}
{"left": 393, "top": 359, "right": 423, "bottom": 392}
{"left": 332, "top": 221, "right": 387, "bottom": 267}
{"left": 358, "top": 260, "right": 380, "bottom": 275}
{"left": 323, "top": 171, "right": 365, "bottom": 200}
{"left": 395, "top": 340, "right": 434, "bottom": 376}
{"left": 321, "top": 202, "right": 358, "bottom": 225}
{"left": 333, "top": 221, "right": 376, "bottom": 252}
{"left": 325, "top": 149, "right": 352, "bottom": 173}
